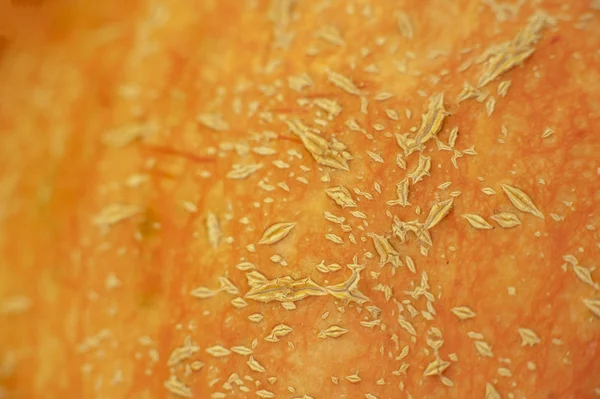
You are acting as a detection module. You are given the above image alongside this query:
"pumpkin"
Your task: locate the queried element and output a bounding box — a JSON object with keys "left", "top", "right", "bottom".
{"left": 1, "top": 0, "right": 599, "bottom": 398}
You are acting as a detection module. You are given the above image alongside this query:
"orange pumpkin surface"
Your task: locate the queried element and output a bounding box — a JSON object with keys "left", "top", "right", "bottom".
{"left": 1, "top": 0, "right": 600, "bottom": 398}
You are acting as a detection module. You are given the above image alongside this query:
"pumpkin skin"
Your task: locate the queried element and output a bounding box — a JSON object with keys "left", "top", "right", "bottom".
{"left": 1, "top": 0, "right": 600, "bottom": 398}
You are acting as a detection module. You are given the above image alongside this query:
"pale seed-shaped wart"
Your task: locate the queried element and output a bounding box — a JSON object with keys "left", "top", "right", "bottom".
{"left": 206, "top": 345, "right": 231, "bottom": 357}
{"left": 164, "top": 376, "right": 192, "bottom": 398}
{"left": 248, "top": 313, "right": 264, "bottom": 323}
{"left": 370, "top": 233, "right": 401, "bottom": 268}
{"left": 498, "top": 367, "right": 512, "bottom": 377}
{"left": 345, "top": 372, "right": 362, "bottom": 383}
{"left": 542, "top": 127, "right": 555, "bottom": 138}
{"left": 316, "top": 25, "right": 345, "bottom": 46}
{"left": 281, "top": 301, "right": 297, "bottom": 310}
{"left": 563, "top": 254, "right": 578, "bottom": 265}
{"left": 350, "top": 211, "right": 367, "bottom": 219}
{"left": 424, "top": 198, "right": 454, "bottom": 230}
{"left": 326, "top": 234, "right": 344, "bottom": 244}
{"left": 92, "top": 204, "right": 140, "bottom": 227}
{"left": 396, "top": 11, "right": 414, "bottom": 39}
{"left": 226, "top": 164, "right": 263, "bottom": 180}
{"left": 255, "top": 389, "right": 275, "bottom": 398}
{"left": 247, "top": 356, "right": 266, "bottom": 372}
{"left": 328, "top": 263, "right": 342, "bottom": 272}
{"left": 325, "top": 185, "right": 357, "bottom": 208}
{"left": 375, "top": 92, "right": 394, "bottom": 101}
{"left": 477, "top": 15, "right": 545, "bottom": 88}
{"left": 451, "top": 306, "right": 476, "bottom": 320}
{"left": 583, "top": 298, "right": 600, "bottom": 318}
{"left": 318, "top": 325, "right": 349, "bottom": 338}
{"left": 405, "top": 256, "right": 416, "bottom": 274}
{"left": 573, "top": 266, "right": 599, "bottom": 290}
{"left": 231, "top": 297, "right": 248, "bottom": 309}
{"left": 398, "top": 318, "right": 417, "bottom": 336}
{"left": 408, "top": 154, "right": 432, "bottom": 184}
{"left": 246, "top": 271, "right": 268, "bottom": 287}
{"left": 491, "top": 212, "right": 521, "bottom": 228}
{"left": 218, "top": 277, "right": 239, "bottom": 295}
{"left": 467, "top": 331, "right": 484, "bottom": 340}
{"left": 236, "top": 261, "right": 256, "bottom": 271}
{"left": 259, "top": 222, "right": 296, "bottom": 245}
{"left": 485, "top": 96, "right": 496, "bottom": 116}
{"left": 367, "top": 151, "right": 385, "bottom": 163}
{"left": 448, "top": 127, "right": 459, "bottom": 147}
{"left": 485, "top": 382, "right": 502, "bottom": 399}
{"left": 423, "top": 359, "right": 450, "bottom": 376}
{"left": 395, "top": 154, "right": 407, "bottom": 169}
{"left": 230, "top": 346, "right": 253, "bottom": 356}
{"left": 206, "top": 212, "right": 221, "bottom": 248}
{"left": 190, "top": 287, "right": 216, "bottom": 299}
{"left": 167, "top": 345, "right": 200, "bottom": 367}
{"left": 197, "top": 113, "right": 229, "bottom": 131}
{"left": 410, "top": 93, "right": 448, "bottom": 155}
{"left": 270, "top": 324, "right": 293, "bottom": 337}
{"left": 313, "top": 98, "right": 342, "bottom": 117}
{"left": 328, "top": 71, "right": 361, "bottom": 95}
{"left": 102, "top": 122, "right": 157, "bottom": 148}
{"left": 462, "top": 214, "right": 494, "bottom": 230}
{"left": 474, "top": 340, "right": 493, "bottom": 357}
{"left": 288, "top": 73, "right": 313, "bottom": 92}
{"left": 316, "top": 261, "right": 329, "bottom": 273}
{"left": 397, "top": 345, "right": 409, "bottom": 361}
{"left": 396, "top": 179, "right": 410, "bottom": 207}
{"left": 500, "top": 184, "right": 544, "bottom": 219}
{"left": 497, "top": 80, "right": 511, "bottom": 97}
{"left": 517, "top": 328, "right": 541, "bottom": 347}
{"left": 360, "top": 319, "right": 381, "bottom": 328}
{"left": 190, "top": 361, "right": 204, "bottom": 371}
{"left": 252, "top": 146, "right": 277, "bottom": 156}
{"left": 440, "top": 376, "right": 454, "bottom": 387}
{"left": 298, "top": 131, "right": 352, "bottom": 171}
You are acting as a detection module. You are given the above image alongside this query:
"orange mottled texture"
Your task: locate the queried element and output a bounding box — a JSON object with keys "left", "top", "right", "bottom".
{"left": 1, "top": 0, "right": 600, "bottom": 398}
